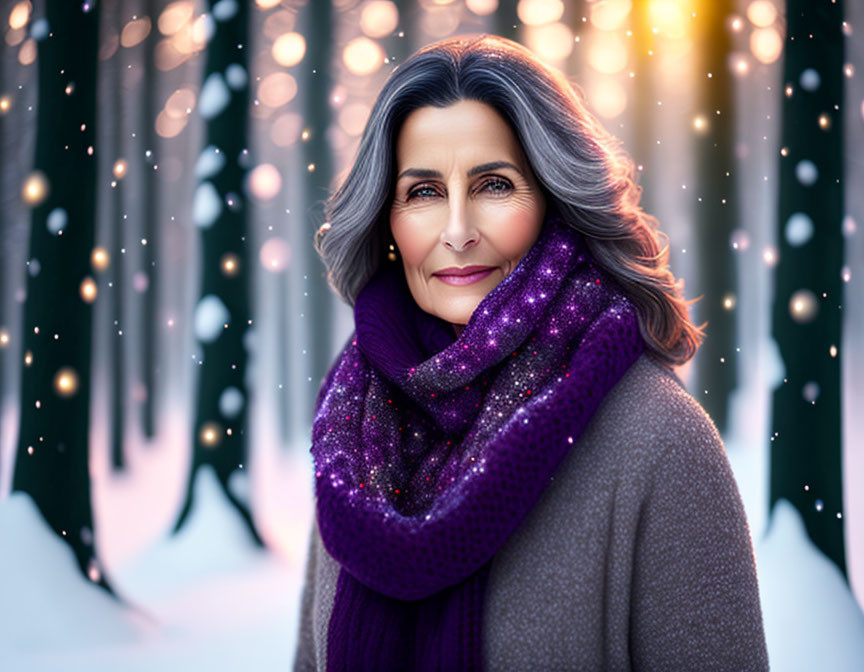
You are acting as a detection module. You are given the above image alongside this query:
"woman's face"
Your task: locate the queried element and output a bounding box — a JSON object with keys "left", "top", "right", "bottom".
{"left": 389, "top": 99, "right": 547, "bottom": 336}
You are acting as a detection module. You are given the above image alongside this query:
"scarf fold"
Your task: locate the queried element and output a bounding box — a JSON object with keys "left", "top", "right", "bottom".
{"left": 311, "top": 216, "right": 645, "bottom": 671}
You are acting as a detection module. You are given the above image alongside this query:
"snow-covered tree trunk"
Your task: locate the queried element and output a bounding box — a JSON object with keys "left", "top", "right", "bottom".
{"left": 769, "top": 0, "right": 847, "bottom": 577}
{"left": 172, "top": 0, "right": 262, "bottom": 546}
{"left": 11, "top": 0, "right": 112, "bottom": 593}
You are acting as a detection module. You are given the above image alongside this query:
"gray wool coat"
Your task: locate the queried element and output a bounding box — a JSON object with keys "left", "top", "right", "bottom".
{"left": 292, "top": 352, "right": 770, "bottom": 671}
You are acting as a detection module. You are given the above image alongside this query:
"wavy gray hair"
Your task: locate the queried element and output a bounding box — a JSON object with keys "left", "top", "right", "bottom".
{"left": 315, "top": 34, "right": 705, "bottom": 368}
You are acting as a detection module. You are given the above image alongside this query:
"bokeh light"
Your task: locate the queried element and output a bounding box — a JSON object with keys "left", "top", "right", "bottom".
{"left": 590, "top": 0, "right": 632, "bottom": 31}
{"left": 342, "top": 37, "right": 384, "bottom": 76}
{"left": 247, "top": 164, "right": 282, "bottom": 201}
{"left": 525, "top": 22, "right": 574, "bottom": 62}
{"left": 258, "top": 72, "right": 298, "bottom": 107}
{"left": 221, "top": 253, "right": 240, "bottom": 277}
{"left": 155, "top": 109, "right": 188, "bottom": 138}
{"left": 9, "top": 2, "right": 31, "bottom": 30}
{"left": 260, "top": 238, "right": 291, "bottom": 273}
{"left": 588, "top": 79, "right": 627, "bottom": 118}
{"left": 789, "top": 289, "right": 818, "bottom": 323}
{"left": 121, "top": 16, "right": 151, "bottom": 48}
{"left": 54, "top": 367, "right": 80, "bottom": 397}
{"left": 80, "top": 277, "right": 98, "bottom": 303}
{"left": 466, "top": 0, "right": 498, "bottom": 16}
{"left": 165, "top": 87, "right": 197, "bottom": 118}
{"left": 746, "top": 0, "right": 777, "bottom": 27}
{"left": 750, "top": 27, "right": 782, "bottom": 64}
{"left": 360, "top": 1, "right": 399, "bottom": 39}
{"left": 272, "top": 32, "right": 306, "bottom": 67}
{"left": 113, "top": 159, "right": 128, "bottom": 179}
{"left": 517, "top": 0, "right": 565, "bottom": 26}
{"left": 263, "top": 10, "right": 296, "bottom": 40}
{"left": 91, "top": 247, "right": 110, "bottom": 271}
{"left": 18, "top": 37, "right": 36, "bottom": 66}
{"left": 158, "top": 1, "right": 193, "bottom": 35}
{"left": 338, "top": 102, "right": 371, "bottom": 136}
{"left": 588, "top": 34, "right": 628, "bottom": 74}
{"left": 270, "top": 112, "right": 303, "bottom": 147}
{"left": 199, "top": 421, "right": 223, "bottom": 447}
{"left": 22, "top": 171, "right": 49, "bottom": 206}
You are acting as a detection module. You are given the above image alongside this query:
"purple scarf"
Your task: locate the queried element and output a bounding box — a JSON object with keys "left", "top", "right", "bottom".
{"left": 311, "top": 216, "right": 645, "bottom": 671}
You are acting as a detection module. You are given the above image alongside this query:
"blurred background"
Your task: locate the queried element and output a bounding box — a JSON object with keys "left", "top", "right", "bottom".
{"left": 0, "top": 0, "right": 862, "bottom": 669}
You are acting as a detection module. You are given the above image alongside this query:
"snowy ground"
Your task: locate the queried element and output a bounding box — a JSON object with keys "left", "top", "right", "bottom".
{"left": 1, "top": 444, "right": 863, "bottom": 671}
{"left": 1, "top": 363, "right": 863, "bottom": 671}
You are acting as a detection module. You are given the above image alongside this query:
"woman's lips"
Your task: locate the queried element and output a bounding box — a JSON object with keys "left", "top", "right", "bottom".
{"left": 433, "top": 268, "right": 495, "bottom": 286}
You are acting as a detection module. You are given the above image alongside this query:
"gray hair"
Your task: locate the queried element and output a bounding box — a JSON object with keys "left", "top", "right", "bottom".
{"left": 315, "top": 34, "right": 705, "bottom": 368}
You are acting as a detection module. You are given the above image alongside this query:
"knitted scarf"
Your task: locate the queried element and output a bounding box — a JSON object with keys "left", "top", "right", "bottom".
{"left": 311, "top": 215, "right": 645, "bottom": 671}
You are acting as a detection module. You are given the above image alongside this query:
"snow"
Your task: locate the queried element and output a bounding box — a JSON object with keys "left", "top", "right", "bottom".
{"left": 46, "top": 207, "right": 67, "bottom": 235}
{"left": 0, "top": 466, "right": 304, "bottom": 672}
{"left": 193, "top": 181, "right": 222, "bottom": 228}
{"left": 194, "top": 294, "right": 230, "bottom": 343}
{"left": 199, "top": 73, "right": 231, "bottom": 120}
{"left": 195, "top": 146, "right": 226, "bottom": 180}
{"left": 756, "top": 500, "right": 864, "bottom": 671}
{"left": 225, "top": 64, "right": 248, "bottom": 91}
{"left": 785, "top": 212, "right": 814, "bottom": 246}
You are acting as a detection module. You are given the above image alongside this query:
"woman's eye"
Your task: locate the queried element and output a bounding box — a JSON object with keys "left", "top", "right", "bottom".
{"left": 406, "top": 184, "right": 440, "bottom": 201}
{"left": 482, "top": 178, "right": 513, "bottom": 195}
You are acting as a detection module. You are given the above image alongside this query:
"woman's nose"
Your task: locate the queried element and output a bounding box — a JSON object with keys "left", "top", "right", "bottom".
{"left": 440, "top": 196, "right": 478, "bottom": 251}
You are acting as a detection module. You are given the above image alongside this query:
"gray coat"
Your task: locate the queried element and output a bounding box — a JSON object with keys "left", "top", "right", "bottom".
{"left": 292, "top": 353, "right": 770, "bottom": 671}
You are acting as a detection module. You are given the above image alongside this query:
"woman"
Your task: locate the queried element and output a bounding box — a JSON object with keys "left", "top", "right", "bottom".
{"left": 293, "top": 34, "right": 768, "bottom": 671}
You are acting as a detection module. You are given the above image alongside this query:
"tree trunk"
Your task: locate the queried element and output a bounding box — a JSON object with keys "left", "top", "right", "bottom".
{"left": 12, "top": 0, "right": 113, "bottom": 594}
{"left": 171, "top": 0, "right": 262, "bottom": 546}
{"left": 769, "top": 0, "right": 846, "bottom": 577}
{"left": 299, "top": 0, "right": 335, "bottom": 429}
{"left": 689, "top": 0, "right": 737, "bottom": 435}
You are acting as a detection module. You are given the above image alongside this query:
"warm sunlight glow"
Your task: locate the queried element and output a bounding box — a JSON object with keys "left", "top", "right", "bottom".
{"left": 342, "top": 37, "right": 384, "bottom": 76}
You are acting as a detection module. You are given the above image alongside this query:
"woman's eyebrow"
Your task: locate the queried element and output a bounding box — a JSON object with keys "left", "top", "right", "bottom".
{"left": 396, "top": 161, "right": 523, "bottom": 182}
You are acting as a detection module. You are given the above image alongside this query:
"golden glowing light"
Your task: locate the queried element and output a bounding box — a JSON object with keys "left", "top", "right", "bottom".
{"left": 785, "top": 84, "right": 793, "bottom": 97}
{"left": 24, "top": 350, "right": 33, "bottom": 366}
{"left": 199, "top": 421, "right": 223, "bottom": 447}
{"left": 730, "top": 15, "right": 743, "bottom": 31}
{"left": 307, "top": 163, "right": 316, "bottom": 172}
{"left": 692, "top": 115, "right": 708, "bottom": 133}
{"left": 647, "top": 0, "right": 687, "bottom": 39}
{"left": 789, "top": 289, "right": 818, "bottom": 323}
{"left": 9, "top": 2, "right": 31, "bottom": 30}
{"left": 588, "top": 34, "right": 628, "bottom": 74}
{"left": 587, "top": 79, "right": 627, "bottom": 119}
{"left": 830, "top": 345, "right": 838, "bottom": 357}
{"left": 54, "top": 367, "right": 80, "bottom": 397}
{"left": 121, "top": 16, "right": 151, "bottom": 48}
{"left": 342, "top": 37, "right": 384, "bottom": 76}
{"left": 159, "top": 1, "right": 194, "bottom": 35}
{"left": 750, "top": 27, "right": 782, "bottom": 64}
{"left": 255, "top": 0, "right": 281, "bottom": 8}
{"left": 361, "top": 1, "right": 399, "bottom": 38}
{"left": 0, "top": 96, "right": 11, "bottom": 114}
{"left": 780, "top": 147, "right": 788, "bottom": 157}
{"left": 722, "top": 294, "right": 736, "bottom": 310}
{"left": 746, "top": 0, "right": 777, "bottom": 28}
{"left": 818, "top": 113, "right": 831, "bottom": 130}
{"left": 272, "top": 32, "right": 306, "bottom": 67}
{"left": 22, "top": 171, "right": 49, "bottom": 205}
{"left": 0, "top": 330, "right": 9, "bottom": 347}
{"left": 91, "top": 247, "right": 110, "bottom": 271}
{"left": 590, "top": 0, "right": 632, "bottom": 31}
{"left": 259, "top": 237, "right": 291, "bottom": 272}
{"left": 258, "top": 72, "right": 298, "bottom": 107}
{"left": 112, "top": 159, "right": 128, "bottom": 179}
{"left": 248, "top": 163, "right": 282, "bottom": 200}
{"left": 525, "top": 22, "right": 574, "bottom": 62}
{"left": 221, "top": 253, "right": 240, "bottom": 276}
{"left": 517, "top": 0, "right": 565, "bottom": 26}
{"left": 845, "top": 63, "right": 855, "bottom": 78}
{"left": 733, "top": 57, "right": 750, "bottom": 76}
{"left": 79, "top": 277, "right": 98, "bottom": 303}
{"left": 466, "top": 0, "right": 499, "bottom": 16}
{"left": 762, "top": 246, "right": 777, "bottom": 266}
